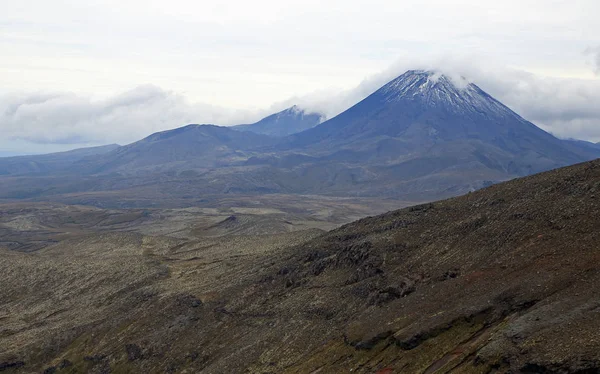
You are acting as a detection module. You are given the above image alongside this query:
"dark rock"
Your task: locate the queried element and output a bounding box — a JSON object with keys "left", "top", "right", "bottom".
{"left": 308, "top": 257, "right": 333, "bottom": 276}
{"left": 346, "top": 262, "right": 383, "bottom": 284}
{"left": 0, "top": 361, "right": 25, "bottom": 371}
{"left": 284, "top": 276, "right": 306, "bottom": 288}
{"left": 409, "top": 203, "right": 434, "bottom": 213}
{"left": 336, "top": 241, "right": 373, "bottom": 267}
{"left": 345, "top": 330, "right": 394, "bottom": 351}
{"left": 277, "top": 265, "right": 294, "bottom": 276}
{"left": 126, "top": 343, "right": 144, "bottom": 361}
{"left": 303, "top": 249, "right": 329, "bottom": 263}
{"left": 58, "top": 360, "right": 73, "bottom": 369}
{"left": 437, "top": 269, "right": 461, "bottom": 281}
{"left": 177, "top": 294, "right": 203, "bottom": 308}
{"left": 83, "top": 354, "right": 107, "bottom": 363}
{"left": 368, "top": 279, "right": 416, "bottom": 306}
{"left": 334, "top": 233, "right": 365, "bottom": 242}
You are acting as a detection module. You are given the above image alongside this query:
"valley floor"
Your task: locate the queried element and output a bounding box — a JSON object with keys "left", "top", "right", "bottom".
{"left": 0, "top": 195, "right": 412, "bottom": 373}
{"left": 1, "top": 161, "right": 600, "bottom": 373}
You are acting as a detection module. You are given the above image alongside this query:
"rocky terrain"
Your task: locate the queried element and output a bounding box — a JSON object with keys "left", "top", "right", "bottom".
{"left": 1, "top": 159, "right": 599, "bottom": 373}
{"left": 0, "top": 194, "right": 408, "bottom": 250}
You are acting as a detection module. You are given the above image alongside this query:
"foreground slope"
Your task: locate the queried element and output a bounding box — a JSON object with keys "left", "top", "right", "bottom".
{"left": 2, "top": 159, "right": 600, "bottom": 373}
{"left": 263, "top": 159, "right": 600, "bottom": 373}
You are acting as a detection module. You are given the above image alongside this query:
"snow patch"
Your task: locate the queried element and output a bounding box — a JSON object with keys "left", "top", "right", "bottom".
{"left": 376, "top": 69, "right": 526, "bottom": 123}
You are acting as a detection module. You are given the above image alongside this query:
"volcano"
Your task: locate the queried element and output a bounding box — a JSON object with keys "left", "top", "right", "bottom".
{"left": 287, "top": 70, "right": 597, "bottom": 177}
{"left": 1, "top": 70, "right": 598, "bottom": 203}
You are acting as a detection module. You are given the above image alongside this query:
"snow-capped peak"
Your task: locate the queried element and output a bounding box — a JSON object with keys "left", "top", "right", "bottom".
{"left": 289, "top": 104, "right": 302, "bottom": 114}
{"left": 381, "top": 70, "right": 472, "bottom": 99}
{"left": 276, "top": 105, "right": 325, "bottom": 123}
{"left": 276, "top": 105, "right": 305, "bottom": 120}
{"left": 378, "top": 70, "right": 523, "bottom": 121}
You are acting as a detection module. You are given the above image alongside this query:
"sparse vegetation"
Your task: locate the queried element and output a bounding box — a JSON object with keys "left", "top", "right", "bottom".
{"left": 1, "top": 160, "right": 600, "bottom": 372}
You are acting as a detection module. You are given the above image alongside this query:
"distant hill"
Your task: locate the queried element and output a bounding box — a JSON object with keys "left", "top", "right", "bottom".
{"left": 233, "top": 105, "right": 324, "bottom": 137}
{"left": 246, "top": 70, "right": 600, "bottom": 198}
{"left": 287, "top": 70, "right": 597, "bottom": 175}
{"left": 76, "top": 125, "right": 276, "bottom": 174}
{"left": 0, "top": 144, "right": 119, "bottom": 176}
{"left": 0, "top": 70, "right": 599, "bottom": 205}
{"left": 564, "top": 138, "right": 600, "bottom": 152}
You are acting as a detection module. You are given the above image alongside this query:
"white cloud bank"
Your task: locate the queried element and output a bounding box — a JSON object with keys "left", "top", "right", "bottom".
{"left": 586, "top": 46, "right": 600, "bottom": 75}
{"left": 274, "top": 57, "right": 600, "bottom": 143}
{"left": 0, "top": 86, "right": 264, "bottom": 150}
{"left": 2, "top": 58, "right": 600, "bottom": 154}
{"left": 2, "top": 0, "right": 600, "bottom": 153}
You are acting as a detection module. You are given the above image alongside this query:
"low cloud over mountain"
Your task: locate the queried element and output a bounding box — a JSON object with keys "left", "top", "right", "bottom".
{"left": 0, "top": 86, "right": 259, "bottom": 151}
{"left": 586, "top": 45, "right": 600, "bottom": 75}
{"left": 286, "top": 57, "right": 600, "bottom": 143}
{"left": 2, "top": 59, "right": 600, "bottom": 154}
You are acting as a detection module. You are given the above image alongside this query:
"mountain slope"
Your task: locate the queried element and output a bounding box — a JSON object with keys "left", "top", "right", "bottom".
{"left": 566, "top": 139, "right": 600, "bottom": 151}
{"left": 233, "top": 105, "right": 324, "bottom": 137}
{"left": 2, "top": 159, "right": 600, "bottom": 373}
{"left": 250, "top": 158, "right": 600, "bottom": 373}
{"left": 0, "top": 144, "right": 119, "bottom": 176}
{"left": 77, "top": 125, "right": 276, "bottom": 174}
{"left": 287, "top": 70, "right": 598, "bottom": 175}
{"left": 217, "top": 69, "right": 600, "bottom": 199}
{"left": 0, "top": 70, "right": 599, "bottom": 204}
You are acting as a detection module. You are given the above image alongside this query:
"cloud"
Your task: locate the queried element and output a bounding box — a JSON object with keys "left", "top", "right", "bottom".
{"left": 585, "top": 46, "right": 600, "bottom": 75}
{"left": 0, "top": 86, "right": 264, "bottom": 149}
{"left": 2, "top": 56, "right": 600, "bottom": 155}
{"left": 286, "top": 55, "right": 600, "bottom": 142}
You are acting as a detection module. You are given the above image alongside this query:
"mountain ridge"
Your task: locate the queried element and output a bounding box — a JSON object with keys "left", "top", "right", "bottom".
{"left": 233, "top": 105, "right": 324, "bottom": 137}
{"left": 75, "top": 124, "right": 276, "bottom": 175}
{"left": 0, "top": 143, "right": 120, "bottom": 176}
{"left": 0, "top": 69, "right": 599, "bottom": 205}
{"left": 283, "top": 70, "right": 597, "bottom": 174}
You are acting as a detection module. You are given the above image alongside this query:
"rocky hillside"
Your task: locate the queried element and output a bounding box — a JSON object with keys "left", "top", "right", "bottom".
{"left": 2, "top": 159, "right": 600, "bottom": 373}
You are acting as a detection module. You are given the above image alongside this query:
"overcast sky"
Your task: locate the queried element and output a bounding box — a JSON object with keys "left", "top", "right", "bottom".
{"left": 1, "top": 0, "right": 600, "bottom": 154}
